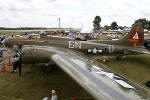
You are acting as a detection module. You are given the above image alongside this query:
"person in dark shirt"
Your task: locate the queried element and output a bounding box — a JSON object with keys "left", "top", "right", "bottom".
{"left": 11, "top": 54, "right": 20, "bottom": 74}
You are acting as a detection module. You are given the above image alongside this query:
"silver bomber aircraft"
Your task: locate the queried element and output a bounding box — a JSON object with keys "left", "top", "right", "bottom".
{"left": 2, "top": 22, "right": 150, "bottom": 100}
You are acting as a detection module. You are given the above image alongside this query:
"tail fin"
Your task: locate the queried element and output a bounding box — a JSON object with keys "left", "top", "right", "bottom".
{"left": 120, "top": 22, "right": 144, "bottom": 47}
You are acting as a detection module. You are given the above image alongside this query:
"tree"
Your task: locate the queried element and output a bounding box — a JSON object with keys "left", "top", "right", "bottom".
{"left": 93, "top": 16, "right": 101, "bottom": 30}
{"left": 118, "top": 26, "right": 123, "bottom": 30}
{"left": 147, "top": 21, "right": 150, "bottom": 30}
{"left": 103, "top": 25, "right": 110, "bottom": 30}
{"left": 110, "top": 22, "right": 118, "bottom": 30}
{"left": 134, "top": 18, "right": 148, "bottom": 29}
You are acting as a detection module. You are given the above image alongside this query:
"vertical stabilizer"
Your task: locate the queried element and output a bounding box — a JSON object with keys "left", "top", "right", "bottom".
{"left": 120, "top": 22, "right": 144, "bottom": 46}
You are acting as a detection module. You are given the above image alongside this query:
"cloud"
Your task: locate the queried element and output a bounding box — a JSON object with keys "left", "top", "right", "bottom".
{"left": 0, "top": 0, "right": 150, "bottom": 31}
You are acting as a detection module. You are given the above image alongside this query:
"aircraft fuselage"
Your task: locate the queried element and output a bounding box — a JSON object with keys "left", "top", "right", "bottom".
{"left": 3, "top": 36, "right": 135, "bottom": 57}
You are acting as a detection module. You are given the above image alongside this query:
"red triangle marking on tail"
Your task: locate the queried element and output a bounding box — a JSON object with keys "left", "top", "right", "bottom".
{"left": 126, "top": 25, "right": 143, "bottom": 44}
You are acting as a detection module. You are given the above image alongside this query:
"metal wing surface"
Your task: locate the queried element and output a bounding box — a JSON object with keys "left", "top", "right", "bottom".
{"left": 22, "top": 45, "right": 150, "bottom": 100}
{"left": 127, "top": 47, "right": 150, "bottom": 55}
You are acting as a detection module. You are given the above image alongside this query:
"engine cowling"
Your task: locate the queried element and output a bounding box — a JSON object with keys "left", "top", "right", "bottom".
{"left": 21, "top": 47, "right": 50, "bottom": 64}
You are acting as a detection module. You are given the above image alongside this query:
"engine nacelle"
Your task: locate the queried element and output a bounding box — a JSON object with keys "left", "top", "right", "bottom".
{"left": 21, "top": 47, "right": 50, "bottom": 64}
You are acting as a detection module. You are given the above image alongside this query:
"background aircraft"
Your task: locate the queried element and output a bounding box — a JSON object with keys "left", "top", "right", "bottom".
{"left": 2, "top": 22, "right": 150, "bottom": 100}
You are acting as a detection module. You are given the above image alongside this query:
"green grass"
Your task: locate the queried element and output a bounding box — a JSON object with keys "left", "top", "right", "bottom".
{"left": 0, "top": 30, "right": 25, "bottom": 36}
{"left": 0, "top": 64, "right": 93, "bottom": 100}
{"left": 1, "top": 55, "right": 149, "bottom": 100}
{"left": 0, "top": 45, "right": 4, "bottom": 48}
{"left": 92, "top": 55, "right": 150, "bottom": 90}
{"left": 3, "top": 32, "right": 24, "bottom": 36}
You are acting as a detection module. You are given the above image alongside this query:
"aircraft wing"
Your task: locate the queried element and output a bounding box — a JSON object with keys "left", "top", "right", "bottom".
{"left": 128, "top": 47, "right": 150, "bottom": 55}
{"left": 51, "top": 51, "right": 147, "bottom": 100}
{"left": 22, "top": 46, "right": 149, "bottom": 100}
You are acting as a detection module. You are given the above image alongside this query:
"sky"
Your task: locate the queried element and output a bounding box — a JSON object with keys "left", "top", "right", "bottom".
{"left": 0, "top": 0, "right": 150, "bottom": 32}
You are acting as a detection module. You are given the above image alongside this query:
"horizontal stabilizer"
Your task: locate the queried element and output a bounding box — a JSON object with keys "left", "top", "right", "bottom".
{"left": 128, "top": 48, "right": 150, "bottom": 55}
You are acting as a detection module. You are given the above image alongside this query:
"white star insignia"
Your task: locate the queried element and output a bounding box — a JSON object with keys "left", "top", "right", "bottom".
{"left": 92, "top": 48, "right": 98, "bottom": 54}
{"left": 88, "top": 47, "right": 103, "bottom": 54}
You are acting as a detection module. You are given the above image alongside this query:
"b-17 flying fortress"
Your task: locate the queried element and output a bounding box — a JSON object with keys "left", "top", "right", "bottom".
{"left": 2, "top": 22, "right": 150, "bottom": 100}
{"left": 0, "top": 0, "right": 150, "bottom": 99}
